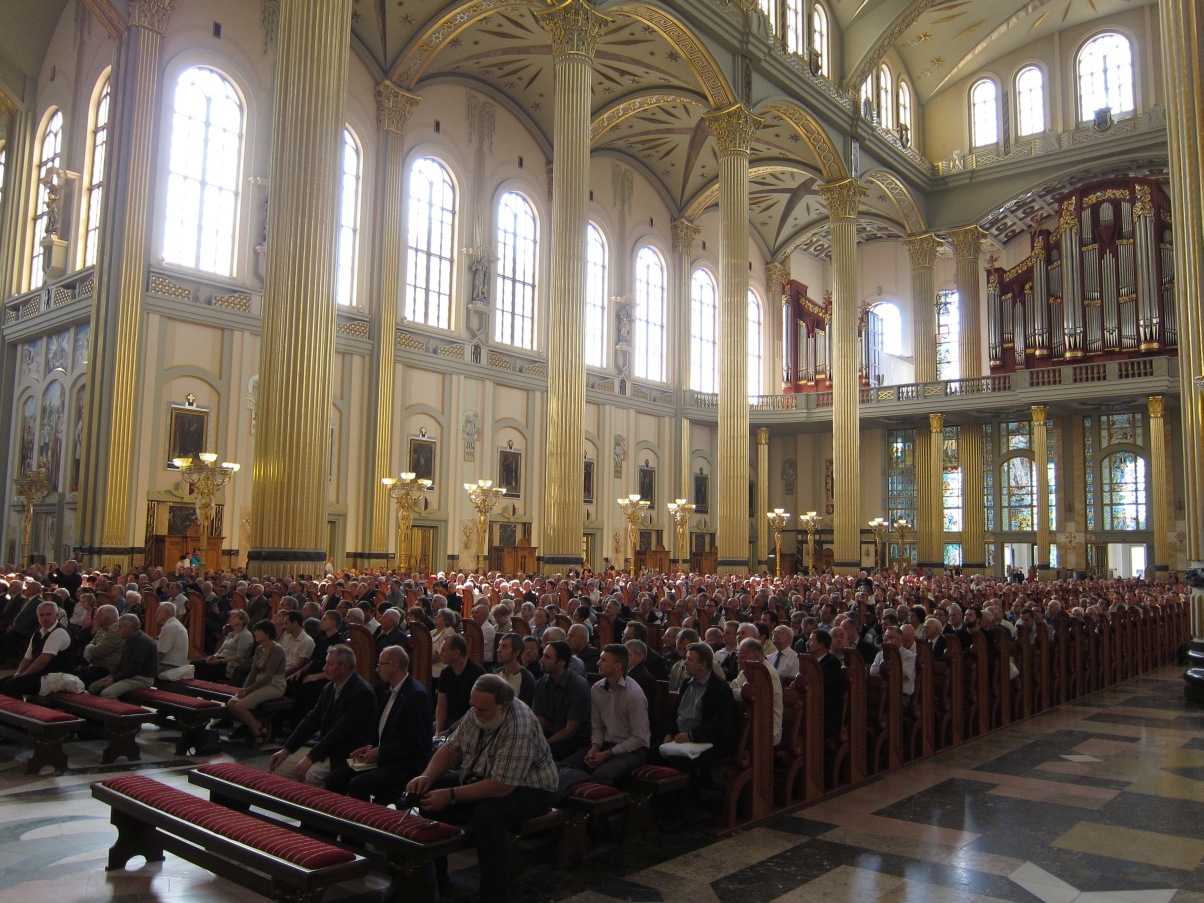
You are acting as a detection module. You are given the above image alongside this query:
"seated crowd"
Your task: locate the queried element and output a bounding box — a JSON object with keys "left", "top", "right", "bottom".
{"left": 0, "top": 558, "right": 1188, "bottom": 903}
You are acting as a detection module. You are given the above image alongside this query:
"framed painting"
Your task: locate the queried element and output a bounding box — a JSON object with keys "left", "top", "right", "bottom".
{"left": 167, "top": 404, "right": 209, "bottom": 469}
{"left": 693, "top": 469, "right": 709, "bottom": 514}
{"left": 638, "top": 465, "right": 656, "bottom": 508}
{"left": 498, "top": 447, "right": 522, "bottom": 498}
{"left": 408, "top": 436, "right": 438, "bottom": 489}
{"left": 583, "top": 459, "right": 595, "bottom": 504}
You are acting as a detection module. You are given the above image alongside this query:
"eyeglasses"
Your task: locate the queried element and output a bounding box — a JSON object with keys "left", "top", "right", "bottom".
{"left": 377, "top": 659, "right": 396, "bottom": 668}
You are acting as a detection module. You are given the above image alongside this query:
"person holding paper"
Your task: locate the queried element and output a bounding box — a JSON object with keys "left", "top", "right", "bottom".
{"left": 659, "top": 642, "right": 737, "bottom": 770}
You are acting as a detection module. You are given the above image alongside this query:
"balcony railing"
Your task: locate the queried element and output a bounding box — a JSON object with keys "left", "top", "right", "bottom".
{"left": 3, "top": 266, "right": 96, "bottom": 326}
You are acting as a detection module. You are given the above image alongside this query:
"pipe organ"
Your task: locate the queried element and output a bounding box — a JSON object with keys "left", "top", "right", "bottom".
{"left": 781, "top": 279, "right": 881, "bottom": 392}
{"left": 987, "top": 177, "right": 1175, "bottom": 373}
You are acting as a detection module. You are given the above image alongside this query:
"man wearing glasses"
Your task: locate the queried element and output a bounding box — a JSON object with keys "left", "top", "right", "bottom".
{"left": 326, "top": 645, "right": 433, "bottom": 804}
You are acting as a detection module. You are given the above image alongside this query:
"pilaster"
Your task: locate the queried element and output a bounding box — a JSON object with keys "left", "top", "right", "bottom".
{"left": 1149, "top": 396, "right": 1172, "bottom": 578}
{"left": 917, "top": 413, "right": 943, "bottom": 569}
{"left": 1033, "top": 405, "right": 1051, "bottom": 571}
{"left": 756, "top": 428, "right": 769, "bottom": 569}
{"left": 949, "top": 225, "right": 984, "bottom": 379}
{"left": 903, "top": 234, "right": 940, "bottom": 383}
{"left": 961, "top": 424, "right": 985, "bottom": 573}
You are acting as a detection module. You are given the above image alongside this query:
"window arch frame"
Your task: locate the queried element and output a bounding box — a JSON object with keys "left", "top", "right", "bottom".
{"left": 403, "top": 151, "right": 460, "bottom": 329}
{"left": 897, "top": 79, "right": 913, "bottom": 141}
{"left": 493, "top": 187, "right": 540, "bottom": 350}
{"left": 160, "top": 64, "right": 247, "bottom": 278}
{"left": 871, "top": 300, "right": 903, "bottom": 357}
{"left": 812, "top": 2, "right": 830, "bottom": 78}
{"left": 747, "top": 287, "right": 764, "bottom": 399}
{"left": 633, "top": 243, "right": 668, "bottom": 382}
{"left": 785, "top": 0, "right": 806, "bottom": 55}
{"left": 29, "top": 107, "right": 64, "bottom": 290}
{"left": 335, "top": 125, "right": 364, "bottom": 307}
{"left": 878, "top": 65, "right": 894, "bottom": 130}
{"left": 1014, "top": 64, "right": 1047, "bottom": 138}
{"left": 1100, "top": 447, "right": 1147, "bottom": 531}
{"left": 584, "top": 220, "right": 609, "bottom": 369}
{"left": 1076, "top": 30, "right": 1136, "bottom": 122}
{"left": 689, "top": 266, "right": 719, "bottom": 393}
{"left": 80, "top": 69, "right": 112, "bottom": 270}
{"left": 970, "top": 77, "right": 1000, "bottom": 149}
{"left": 999, "top": 452, "right": 1037, "bottom": 532}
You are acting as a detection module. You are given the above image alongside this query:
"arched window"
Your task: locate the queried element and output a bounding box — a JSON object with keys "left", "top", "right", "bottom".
{"left": 1001, "top": 456, "right": 1036, "bottom": 531}
{"left": 162, "top": 67, "right": 244, "bottom": 277}
{"left": 30, "top": 109, "right": 63, "bottom": 288}
{"left": 1078, "top": 32, "right": 1134, "bottom": 121}
{"left": 83, "top": 74, "right": 111, "bottom": 268}
{"left": 812, "top": 3, "right": 830, "bottom": 78}
{"left": 872, "top": 301, "right": 903, "bottom": 356}
{"left": 690, "top": 269, "right": 718, "bottom": 393}
{"left": 936, "top": 289, "right": 960, "bottom": 380}
{"left": 971, "top": 78, "right": 999, "bottom": 147}
{"left": 860, "top": 76, "right": 875, "bottom": 118}
{"left": 405, "top": 157, "right": 456, "bottom": 328}
{"left": 758, "top": 0, "right": 777, "bottom": 36}
{"left": 748, "top": 290, "right": 762, "bottom": 398}
{"left": 335, "top": 128, "right": 362, "bottom": 306}
{"left": 634, "top": 246, "right": 666, "bottom": 381}
{"left": 494, "top": 191, "right": 537, "bottom": 349}
{"left": 897, "top": 80, "right": 913, "bottom": 138}
{"left": 1015, "top": 66, "right": 1045, "bottom": 137}
{"left": 585, "top": 223, "right": 607, "bottom": 368}
{"left": 786, "top": 0, "right": 806, "bottom": 54}
{"left": 878, "top": 65, "right": 894, "bottom": 129}
{"left": 1102, "top": 451, "right": 1146, "bottom": 530}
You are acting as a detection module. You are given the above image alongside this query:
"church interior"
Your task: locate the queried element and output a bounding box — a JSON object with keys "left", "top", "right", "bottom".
{"left": 0, "top": 0, "right": 1201, "bottom": 901}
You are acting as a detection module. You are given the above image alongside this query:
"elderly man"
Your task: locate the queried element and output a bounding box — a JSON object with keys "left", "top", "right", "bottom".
{"left": 623, "top": 639, "right": 658, "bottom": 710}
{"left": 922, "top": 617, "right": 947, "bottom": 660}
{"left": 245, "top": 584, "right": 270, "bottom": 625}
{"left": 3, "top": 581, "right": 45, "bottom": 659}
{"left": 156, "top": 602, "right": 192, "bottom": 679}
{"left": 472, "top": 604, "right": 497, "bottom": 664}
{"left": 374, "top": 608, "right": 407, "bottom": 655}
{"left": 270, "top": 645, "right": 378, "bottom": 787}
{"left": 90, "top": 614, "right": 158, "bottom": 699}
{"left": 566, "top": 623, "right": 599, "bottom": 674}
{"left": 78, "top": 604, "right": 125, "bottom": 686}
{"left": 769, "top": 625, "right": 801, "bottom": 679}
{"left": 409, "top": 674, "right": 557, "bottom": 903}
{"left": 731, "top": 638, "right": 783, "bottom": 746}
{"left": 559, "top": 643, "right": 649, "bottom": 789}
{"left": 870, "top": 626, "right": 916, "bottom": 707}
{"left": 0, "top": 602, "right": 75, "bottom": 697}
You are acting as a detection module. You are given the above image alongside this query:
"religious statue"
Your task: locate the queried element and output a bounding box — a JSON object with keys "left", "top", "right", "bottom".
{"left": 612, "top": 435, "right": 626, "bottom": 478}
{"left": 781, "top": 458, "right": 796, "bottom": 495}
{"left": 462, "top": 411, "right": 479, "bottom": 462}
{"left": 615, "top": 304, "right": 632, "bottom": 348}
{"left": 470, "top": 255, "right": 490, "bottom": 304}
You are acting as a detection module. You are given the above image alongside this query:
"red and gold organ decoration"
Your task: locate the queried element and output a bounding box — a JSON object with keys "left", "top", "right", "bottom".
{"left": 782, "top": 279, "right": 881, "bottom": 392}
{"left": 987, "top": 177, "right": 1175, "bottom": 372}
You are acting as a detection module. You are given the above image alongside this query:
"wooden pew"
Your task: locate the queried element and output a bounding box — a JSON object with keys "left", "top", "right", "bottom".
{"left": 345, "top": 624, "right": 377, "bottom": 685}
{"left": 909, "top": 639, "right": 935, "bottom": 760}
{"left": 722, "top": 660, "right": 775, "bottom": 831}
{"left": 1099, "top": 615, "right": 1113, "bottom": 688}
{"left": 938, "top": 638, "right": 964, "bottom": 748}
{"left": 185, "top": 590, "right": 206, "bottom": 658}
{"left": 407, "top": 618, "right": 433, "bottom": 692}
{"left": 781, "top": 656, "right": 824, "bottom": 804}
{"left": 966, "top": 632, "right": 990, "bottom": 738}
{"left": 1033, "top": 627, "right": 1051, "bottom": 714}
{"left": 988, "top": 628, "right": 1011, "bottom": 729}
{"left": 462, "top": 619, "right": 485, "bottom": 666}
{"left": 865, "top": 644, "right": 903, "bottom": 774}
{"left": 0, "top": 696, "right": 85, "bottom": 773}
{"left": 839, "top": 649, "right": 867, "bottom": 787}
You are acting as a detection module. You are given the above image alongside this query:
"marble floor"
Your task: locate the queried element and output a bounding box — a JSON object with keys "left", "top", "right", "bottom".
{"left": 0, "top": 666, "right": 1201, "bottom": 903}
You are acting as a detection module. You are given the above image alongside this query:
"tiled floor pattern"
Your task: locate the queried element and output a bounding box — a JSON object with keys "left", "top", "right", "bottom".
{"left": 0, "top": 668, "right": 1200, "bottom": 902}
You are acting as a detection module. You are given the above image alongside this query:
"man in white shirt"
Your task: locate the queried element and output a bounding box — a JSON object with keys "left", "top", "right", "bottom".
{"left": 869, "top": 627, "right": 916, "bottom": 706}
{"left": 279, "top": 610, "right": 316, "bottom": 675}
{"left": 730, "top": 638, "right": 782, "bottom": 746}
{"left": 769, "top": 625, "right": 801, "bottom": 679}
{"left": 156, "top": 602, "right": 191, "bottom": 677}
{"left": 473, "top": 604, "right": 496, "bottom": 663}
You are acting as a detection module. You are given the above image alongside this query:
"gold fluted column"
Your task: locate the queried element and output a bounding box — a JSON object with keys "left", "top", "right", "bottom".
{"left": 77, "top": 0, "right": 176, "bottom": 566}
{"left": 949, "top": 225, "right": 984, "bottom": 379}
{"left": 248, "top": 0, "right": 354, "bottom": 577}
{"left": 535, "top": 0, "right": 611, "bottom": 573}
{"left": 672, "top": 218, "right": 700, "bottom": 536}
{"left": 1148, "top": 396, "right": 1172, "bottom": 579}
{"left": 1158, "top": 1, "right": 1204, "bottom": 628}
{"left": 766, "top": 262, "right": 790, "bottom": 390}
{"left": 756, "top": 428, "right": 770, "bottom": 569}
{"left": 0, "top": 102, "right": 36, "bottom": 298}
{"left": 1032, "top": 405, "right": 1051, "bottom": 573}
{"left": 960, "top": 423, "right": 986, "bottom": 573}
{"left": 904, "top": 234, "right": 940, "bottom": 383}
{"left": 704, "top": 104, "right": 763, "bottom": 573}
{"left": 820, "top": 179, "right": 866, "bottom": 572}
{"left": 917, "top": 414, "right": 943, "bottom": 571}
{"left": 364, "top": 83, "right": 421, "bottom": 560}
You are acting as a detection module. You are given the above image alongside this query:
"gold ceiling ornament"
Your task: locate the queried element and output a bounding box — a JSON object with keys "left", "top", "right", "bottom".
{"left": 947, "top": 224, "right": 983, "bottom": 261}
{"left": 374, "top": 81, "right": 421, "bottom": 135}
{"left": 866, "top": 171, "right": 926, "bottom": 234}
{"left": 845, "top": 0, "right": 943, "bottom": 94}
{"left": 903, "top": 233, "right": 941, "bottom": 269}
{"left": 670, "top": 219, "right": 701, "bottom": 255}
{"left": 535, "top": 0, "right": 612, "bottom": 59}
{"left": 703, "top": 103, "right": 763, "bottom": 155}
{"left": 128, "top": 0, "right": 176, "bottom": 32}
{"left": 818, "top": 178, "right": 866, "bottom": 221}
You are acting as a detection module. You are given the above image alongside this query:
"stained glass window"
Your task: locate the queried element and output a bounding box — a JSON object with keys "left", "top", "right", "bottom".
{"left": 30, "top": 109, "right": 64, "bottom": 288}
{"left": 1085, "top": 416, "right": 1096, "bottom": 531}
{"left": 336, "top": 128, "right": 362, "bottom": 306}
{"left": 1078, "top": 32, "right": 1134, "bottom": 122}
{"left": 634, "top": 246, "right": 666, "bottom": 381}
{"left": 1002, "top": 421, "right": 1031, "bottom": 450}
{"left": 1102, "top": 451, "right": 1146, "bottom": 530}
{"left": 585, "top": 223, "right": 607, "bottom": 367}
{"left": 405, "top": 157, "right": 456, "bottom": 327}
{"left": 984, "top": 544, "right": 996, "bottom": 567}
{"left": 1002, "top": 456, "right": 1036, "bottom": 531}
{"left": 888, "top": 429, "right": 916, "bottom": 527}
{"left": 944, "top": 544, "right": 962, "bottom": 567}
{"left": 83, "top": 74, "right": 111, "bottom": 268}
{"left": 1101, "top": 412, "right": 1142, "bottom": 446}
{"left": 494, "top": 191, "right": 537, "bottom": 348}
{"left": 690, "top": 269, "right": 718, "bottom": 392}
{"left": 942, "top": 426, "right": 962, "bottom": 532}
{"left": 984, "top": 423, "right": 995, "bottom": 531}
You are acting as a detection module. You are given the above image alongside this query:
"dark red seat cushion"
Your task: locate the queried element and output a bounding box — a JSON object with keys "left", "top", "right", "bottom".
{"left": 0, "top": 695, "right": 79, "bottom": 724}
{"left": 100, "top": 775, "right": 356, "bottom": 869}
{"left": 48, "top": 692, "right": 152, "bottom": 717}
{"left": 127, "top": 689, "right": 222, "bottom": 710}
{"left": 630, "top": 765, "right": 683, "bottom": 781}
{"left": 195, "top": 764, "right": 462, "bottom": 844}
{"left": 174, "top": 679, "right": 237, "bottom": 695}
{"left": 568, "top": 782, "right": 621, "bottom": 801}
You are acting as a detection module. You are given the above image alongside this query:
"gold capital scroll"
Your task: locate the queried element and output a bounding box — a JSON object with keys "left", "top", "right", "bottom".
{"left": 947, "top": 224, "right": 983, "bottom": 261}
{"left": 757, "top": 427, "right": 770, "bottom": 445}
{"left": 671, "top": 218, "right": 701, "bottom": 255}
{"left": 819, "top": 179, "right": 866, "bottom": 221}
{"left": 375, "top": 81, "right": 421, "bottom": 134}
{"left": 535, "top": 0, "right": 612, "bottom": 59}
{"left": 1059, "top": 199, "right": 1077, "bottom": 234}
{"left": 765, "top": 262, "right": 790, "bottom": 296}
{"left": 1134, "top": 183, "right": 1154, "bottom": 219}
{"left": 903, "top": 233, "right": 940, "bottom": 269}
{"left": 1032, "top": 404, "right": 1047, "bottom": 424}
{"left": 703, "top": 104, "right": 764, "bottom": 156}
{"left": 128, "top": 0, "right": 176, "bottom": 32}
{"left": 1148, "top": 395, "right": 1165, "bottom": 418}
{"left": 929, "top": 413, "right": 944, "bottom": 434}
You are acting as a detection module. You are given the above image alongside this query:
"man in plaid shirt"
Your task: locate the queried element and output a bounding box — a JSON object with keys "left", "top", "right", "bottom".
{"left": 409, "top": 673, "right": 557, "bottom": 903}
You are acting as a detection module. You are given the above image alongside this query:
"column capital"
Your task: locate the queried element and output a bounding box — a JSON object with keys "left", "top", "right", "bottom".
{"left": 765, "top": 262, "right": 791, "bottom": 295}
{"left": 947, "top": 224, "right": 983, "bottom": 260}
{"left": 703, "top": 104, "right": 763, "bottom": 155}
{"left": 671, "top": 218, "right": 701, "bottom": 255}
{"left": 375, "top": 81, "right": 421, "bottom": 135}
{"left": 757, "top": 427, "right": 770, "bottom": 446}
{"left": 535, "top": 0, "right": 613, "bottom": 60}
{"left": 1148, "top": 395, "right": 1165, "bottom": 418}
{"left": 903, "top": 233, "right": 940, "bottom": 269}
{"left": 819, "top": 179, "right": 866, "bottom": 221}
{"left": 128, "top": 0, "right": 176, "bottom": 33}
{"left": 929, "top": 413, "right": 944, "bottom": 434}
{"left": 1031, "top": 404, "right": 1048, "bottom": 424}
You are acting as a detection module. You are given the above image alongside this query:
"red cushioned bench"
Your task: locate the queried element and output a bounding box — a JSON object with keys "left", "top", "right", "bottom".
{"left": 624, "top": 765, "right": 690, "bottom": 838}
{"left": 560, "top": 781, "right": 629, "bottom": 860}
{"left": 40, "top": 692, "right": 155, "bottom": 763}
{"left": 124, "top": 688, "right": 225, "bottom": 755}
{"left": 158, "top": 679, "right": 294, "bottom": 742}
{"left": 0, "top": 695, "right": 86, "bottom": 773}
{"left": 189, "top": 763, "right": 467, "bottom": 903}
{"left": 92, "top": 774, "right": 366, "bottom": 903}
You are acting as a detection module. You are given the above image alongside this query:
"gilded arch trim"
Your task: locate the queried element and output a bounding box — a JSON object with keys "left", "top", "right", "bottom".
{"left": 591, "top": 89, "right": 707, "bottom": 144}
{"left": 681, "top": 162, "right": 822, "bottom": 222}
{"left": 757, "top": 100, "right": 846, "bottom": 182}
{"left": 863, "top": 169, "right": 926, "bottom": 234}
{"left": 391, "top": 0, "right": 541, "bottom": 89}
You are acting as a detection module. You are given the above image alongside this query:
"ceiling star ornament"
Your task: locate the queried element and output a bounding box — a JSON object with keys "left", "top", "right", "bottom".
{"left": 535, "top": 0, "right": 613, "bottom": 60}
{"left": 375, "top": 81, "right": 421, "bottom": 134}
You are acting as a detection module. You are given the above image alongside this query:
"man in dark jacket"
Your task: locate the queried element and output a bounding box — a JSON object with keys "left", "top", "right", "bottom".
{"left": 90, "top": 614, "right": 158, "bottom": 698}
{"left": 327, "top": 645, "right": 431, "bottom": 803}
{"left": 808, "top": 629, "right": 846, "bottom": 740}
{"left": 270, "top": 644, "right": 378, "bottom": 787}
{"left": 660, "top": 642, "right": 737, "bottom": 769}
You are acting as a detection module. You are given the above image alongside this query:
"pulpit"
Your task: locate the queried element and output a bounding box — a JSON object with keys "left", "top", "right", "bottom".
{"left": 635, "top": 545, "right": 670, "bottom": 573}
{"left": 690, "top": 548, "right": 718, "bottom": 575}
{"left": 490, "top": 538, "right": 538, "bottom": 575}
{"left": 148, "top": 525, "right": 224, "bottom": 573}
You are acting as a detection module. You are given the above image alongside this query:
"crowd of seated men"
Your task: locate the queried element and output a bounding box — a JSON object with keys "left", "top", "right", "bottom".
{"left": 0, "top": 558, "right": 1189, "bottom": 903}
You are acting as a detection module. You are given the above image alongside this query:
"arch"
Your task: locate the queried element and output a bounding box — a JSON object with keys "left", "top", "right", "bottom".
{"left": 999, "top": 453, "right": 1036, "bottom": 532}
{"left": 585, "top": 221, "right": 609, "bottom": 369}
{"left": 689, "top": 266, "right": 718, "bottom": 393}
{"left": 29, "top": 106, "right": 64, "bottom": 289}
{"left": 862, "top": 169, "right": 926, "bottom": 234}
{"left": 633, "top": 244, "right": 667, "bottom": 382}
{"left": 1076, "top": 31, "right": 1135, "bottom": 122}
{"left": 80, "top": 68, "right": 113, "bottom": 269}
{"left": 336, "top": 125, "right": 364, "bottom": 307}
{"left": 871, "top": 301, "right": 903, "bottom": 356}
{"left": 590, "top": 89, "right": 707, "bottom": 144}
{"left": 970, "top": 77, "right": 1000, "bottom": 148}
{"left": 494, "top": 188, "right": 540, "bottom": 350}
{"left": 401, "top": 402, "right": 450, "bottom": 432}
{"left": 774, "top": 211, "right": 908, "bottom": 262}
{"left": 897, "top": 79, "right": 912, "bottom": 138}
{"left": 748, "top": 287, "right": 764, "bottom": 398}
{"left": 878, "top": 64, "right": 894, "bottom": 130}
{"left": 405, "top": 154, "right": 458, "bottom": 329}
{"left": 756, "top": 100, "right": 846, "bottom": 181}
{"left": 812, "top": 2, "right": 830, "bottom": 78}
{"left": 682, "top": 161, "right": 824, "bottom": 223}
{"left": 1014, "top": 64, "right": 1046, "bottom": 137}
